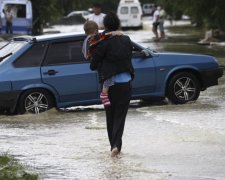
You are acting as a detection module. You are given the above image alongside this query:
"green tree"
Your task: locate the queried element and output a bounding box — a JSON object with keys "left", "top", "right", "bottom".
{"left": 58, "top": 0, "right": 90, "bottom": 15}
{"left": 31, "top": 0, "right": 63, "bottom": 35}
{"left": 159, "top": 0, "right": 225, "bottom": 30}
{"left": 31, "top": 0, "right": 225, "bottom": 35}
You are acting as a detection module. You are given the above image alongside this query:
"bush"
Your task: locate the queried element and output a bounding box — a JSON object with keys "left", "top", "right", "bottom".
{"left": 0, "top": 154, "right": 38, "bottom": 180}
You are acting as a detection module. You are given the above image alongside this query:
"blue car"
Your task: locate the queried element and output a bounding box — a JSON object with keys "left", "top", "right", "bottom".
{"left": 0, "top": 33, "right": 223, "bottom": 114}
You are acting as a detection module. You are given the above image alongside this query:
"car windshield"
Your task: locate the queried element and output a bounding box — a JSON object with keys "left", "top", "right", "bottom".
{"left": 0, "top": 41, "right": 27, "bottom": 62}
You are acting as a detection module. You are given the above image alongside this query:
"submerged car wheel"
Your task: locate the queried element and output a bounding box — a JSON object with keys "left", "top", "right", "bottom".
{"left": 18, "top": 89, "right": 54, "bottom": 114}
{"left": 167, "top": 72, "right": 200, "bottom": 104}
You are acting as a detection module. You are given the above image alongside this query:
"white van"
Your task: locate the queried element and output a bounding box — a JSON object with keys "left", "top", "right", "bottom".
{"left": 0, "top": 0, "right": 32, "bottom": 34}
{"left": 117, "top": 0, "right": 143, "bottom": 29}
{"left": 142, "top": 3, "right": 155, "bottom": 16}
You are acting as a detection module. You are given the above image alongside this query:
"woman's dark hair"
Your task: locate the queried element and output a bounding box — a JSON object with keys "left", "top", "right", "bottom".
{"left": 103, "top": 12, "right": 120, "bottom": 31}
{"left": 93, "top": 3, "right": 102, "bottom": 8}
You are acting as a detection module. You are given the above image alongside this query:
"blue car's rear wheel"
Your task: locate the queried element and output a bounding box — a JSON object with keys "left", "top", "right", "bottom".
{"left": 18, "top": 89, "right": 54, "bottom": 114}
{"left": 167, "top": 72, "right": 200, "bottom": 104}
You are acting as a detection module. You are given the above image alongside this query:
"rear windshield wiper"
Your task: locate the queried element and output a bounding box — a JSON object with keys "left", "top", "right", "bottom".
{"left": 0, "top": 53, "right": 13, "bottom": 62}
{"left": 0, "top": 42, "right": 10, "bottom": 50}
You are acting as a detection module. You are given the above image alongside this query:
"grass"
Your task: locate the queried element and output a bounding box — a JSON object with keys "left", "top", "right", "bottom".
{"left": 0, "top": 154, "right": 38, "bottom": 180}
{"left": 166, "top": 24, "right": 204, "bottom": 36}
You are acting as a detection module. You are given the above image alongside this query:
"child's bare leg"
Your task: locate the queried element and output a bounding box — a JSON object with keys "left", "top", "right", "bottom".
{"left": 102, "top": 86, "right": 109, "bottom": 94}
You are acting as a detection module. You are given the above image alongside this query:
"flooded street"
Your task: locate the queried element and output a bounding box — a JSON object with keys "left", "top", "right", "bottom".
{"left": 1, "top": 19, "right": 225, "bottom": 179}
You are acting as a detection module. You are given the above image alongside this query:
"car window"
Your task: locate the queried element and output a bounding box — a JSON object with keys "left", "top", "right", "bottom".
{"left": 0, "top": 42, "right": 27, "bottom": 63}
{"left": 131, "top": 7, "right": 139, "bottom": 14}
{"left": 44, "top": 40, "right": 86, "bottom": 66}
{"left": 83, "top": 11, "right": 90, "bottom": 16}
{"left": 131, "top": 42, "right": 145, "bottom": 58}
{"left": 120, "top": 7, "right": 129, "bottom": 14}
{"left": 13, "top": 43, "right": 47, "bottom": 67}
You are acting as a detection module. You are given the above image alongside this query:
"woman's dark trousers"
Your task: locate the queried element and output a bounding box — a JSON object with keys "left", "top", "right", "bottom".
{"left": 105, "top": 82, "right": 131, "bottom": 152}
{"left": 6, "top": 22, "right": 13, "bottom": 34}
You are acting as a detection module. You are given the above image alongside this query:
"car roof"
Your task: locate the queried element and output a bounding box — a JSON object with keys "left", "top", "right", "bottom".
{"left": 13, "top": 32, "right": 86, "bottom": 43}
{"left": 36, "top": 32, "right": 86, "bottom": 41}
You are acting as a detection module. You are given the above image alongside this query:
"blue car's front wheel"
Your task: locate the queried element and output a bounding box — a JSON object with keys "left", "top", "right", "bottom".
{"left": 167, "top": 72, "right": 201, "bottom": 104}
{"left": 18, "top": 89, "right": 54, "bottom": 114}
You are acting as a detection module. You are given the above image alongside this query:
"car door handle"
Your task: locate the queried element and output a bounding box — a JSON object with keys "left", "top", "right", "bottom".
{"left": 43, "top": 70, "right": 59, "bottom": 75}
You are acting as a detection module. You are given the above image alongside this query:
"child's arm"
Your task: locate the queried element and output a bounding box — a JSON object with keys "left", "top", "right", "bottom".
{"left": 105, "top": 31, "right": 123, "bottom": 36}
{"left": 89, "top": 31, "right": 123, "bottom": 48}
{"left": 82, "top": 37, "right": 91, "bottom": 60}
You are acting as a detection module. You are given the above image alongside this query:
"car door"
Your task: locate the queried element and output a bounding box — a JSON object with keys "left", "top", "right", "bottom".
{"left": 94, "top": 43, "right": 156, "bottom": 97}
{"left": 131, "top": 48, "right": 156, "bottom": 96}
{"left": 41, "top": 38, "right": 99, "bottom": 104}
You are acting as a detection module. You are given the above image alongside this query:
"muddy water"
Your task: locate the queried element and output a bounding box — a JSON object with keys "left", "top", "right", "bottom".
{"left": 1, "top": 81, "right": 225, "bottom": 179}
{"left": 0, "top": 107, "right": 175, "bottom": 179}
{"left": 1, "top": 22, "right": 225, "bottom": 180}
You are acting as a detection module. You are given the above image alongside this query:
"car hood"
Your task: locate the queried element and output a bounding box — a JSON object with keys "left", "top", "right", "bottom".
{"left": 155, "top": 51, "right": 214, "bottom": 58}
{"left": 153, "top": 51, "right": 219, "bottom": 69}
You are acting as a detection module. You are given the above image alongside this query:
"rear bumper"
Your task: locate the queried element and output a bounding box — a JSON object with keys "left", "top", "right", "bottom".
{"left": 200, "top": 67, "right": 223, "bottom": 89}
{"left": 0, "top": 91, "right": 21, "bottom": 112}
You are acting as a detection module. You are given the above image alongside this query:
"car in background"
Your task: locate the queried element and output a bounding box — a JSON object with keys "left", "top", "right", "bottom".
{"left": 66, "top": 10, "right": 90, "bottom": 20}
{"left": 117, "top": 0, "right": 143, "bottom": 29}
{"left": 0, "top": 33, "right": 223, "bottom": 114}
{"left": 57, "top": 10, "right": 89, "bottom": 25}
{"left": 142, "top": 3, "right": 155, "bottom": 16}
{"left": 182, "top": 14, "right": 191, "bottom": 20}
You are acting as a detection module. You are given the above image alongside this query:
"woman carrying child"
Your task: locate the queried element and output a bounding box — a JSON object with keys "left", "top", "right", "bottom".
{"left": 84, "top": 12, "right": 134, "bottom": 157}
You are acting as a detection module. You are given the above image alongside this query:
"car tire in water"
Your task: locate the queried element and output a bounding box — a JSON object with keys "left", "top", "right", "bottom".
{"left": 18, "top": 89, "right": 54, "bottom": 114}
{"left": 167, "top": 72, "right": 200, "bottom": 104}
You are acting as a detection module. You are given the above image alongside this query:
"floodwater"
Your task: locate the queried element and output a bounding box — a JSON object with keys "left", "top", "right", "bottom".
{"left": 0, "top": 19, "right": 225, "bottom": 180}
